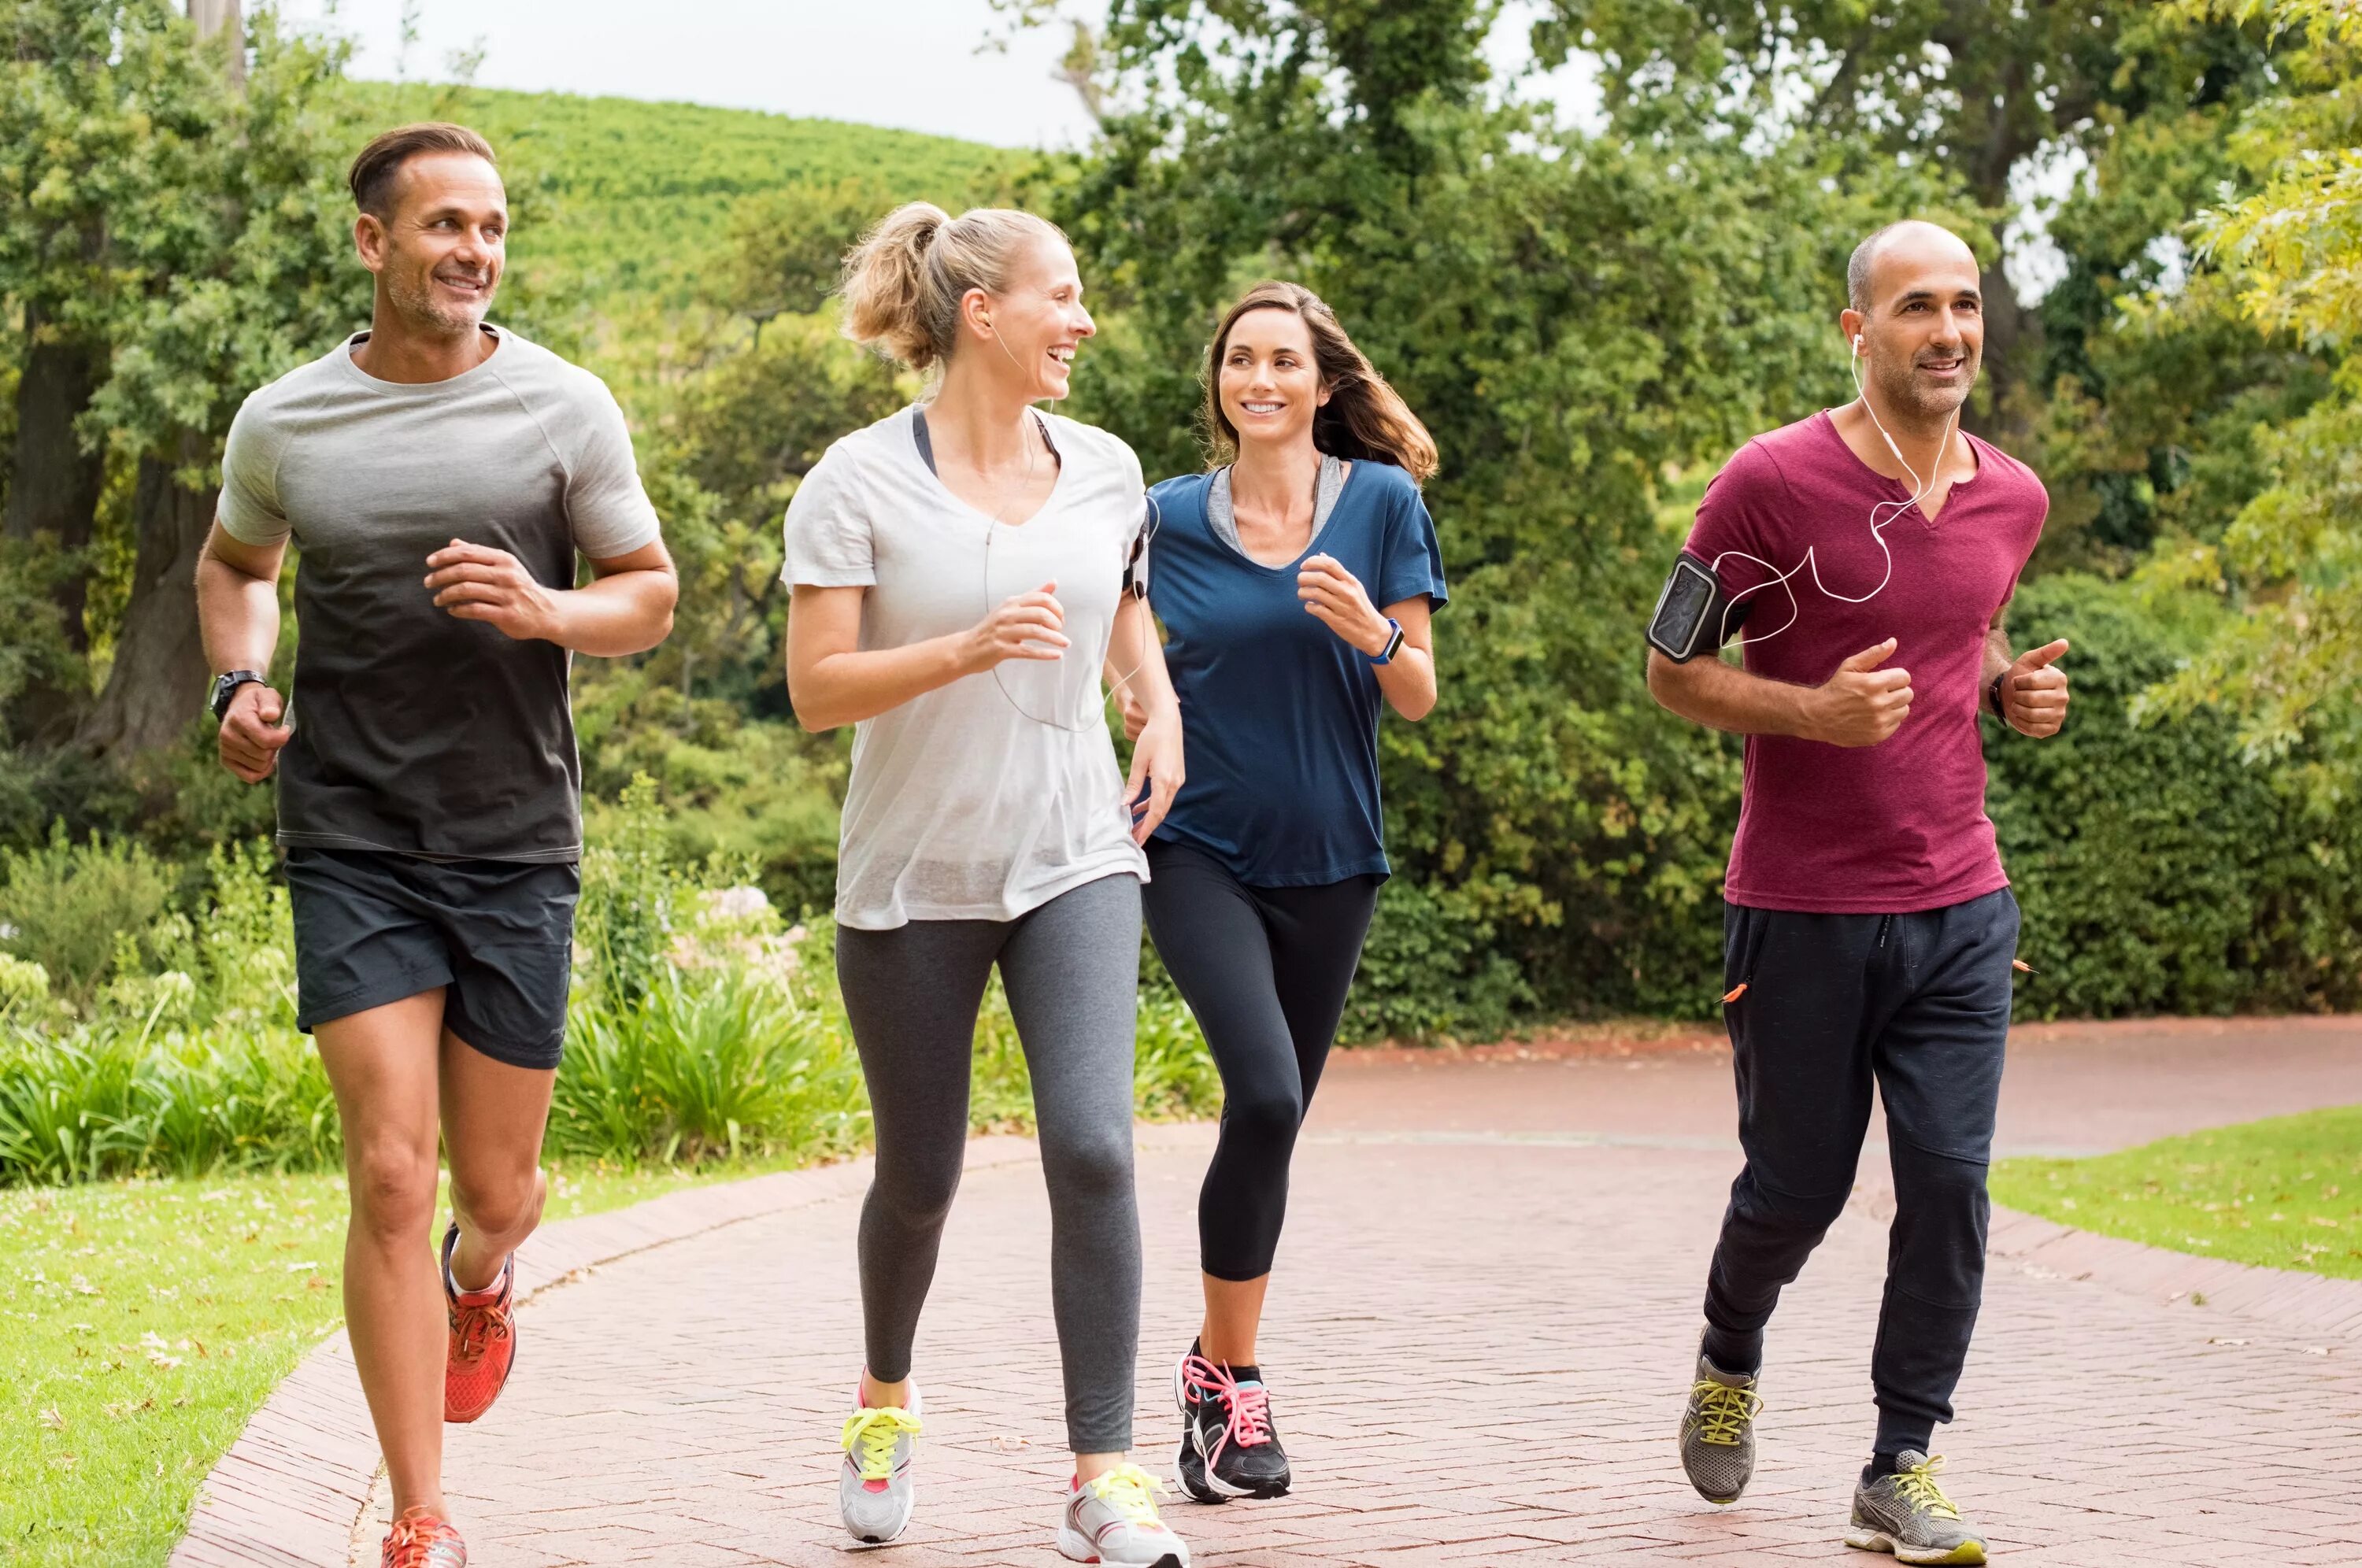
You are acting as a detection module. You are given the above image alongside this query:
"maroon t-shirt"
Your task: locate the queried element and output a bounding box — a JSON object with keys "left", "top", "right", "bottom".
{"left": 1678, "top": 410, "right": 2048, "bottom": 914}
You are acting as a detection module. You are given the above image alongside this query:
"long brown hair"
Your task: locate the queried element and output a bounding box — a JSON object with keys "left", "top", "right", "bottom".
{"left": 1203, "top": 281, "right": 1438, "bottom": 482}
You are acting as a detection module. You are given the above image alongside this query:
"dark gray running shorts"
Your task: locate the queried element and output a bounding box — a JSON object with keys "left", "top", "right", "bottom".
{"left": 284, "top": 848, "right": 580, "bottom": 1071}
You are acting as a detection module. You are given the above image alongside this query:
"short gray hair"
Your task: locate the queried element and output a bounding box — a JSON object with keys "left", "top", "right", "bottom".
{"left": 1847, "top": 222, "right": 1911, "bottom": 313}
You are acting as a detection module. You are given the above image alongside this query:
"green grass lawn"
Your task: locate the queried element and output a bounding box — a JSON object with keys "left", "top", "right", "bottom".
{"left": 1991, "top": 1104, "right": 2362, "bottom": 1279}
{"left": 0, "top": 1159, "right": 790, "bottom": 1568}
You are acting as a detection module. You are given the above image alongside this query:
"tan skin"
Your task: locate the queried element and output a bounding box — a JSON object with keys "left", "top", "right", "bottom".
{"left": 1119, "top": 305, "right": 1438, "bottom": 1367}
{"left": 1646, "top": 221, "right": 2069, "bottom": 743}
{"left": 784, "top": 235, "right": 1179, "bottom": 1484}
{"left": 195, "top": 148, "right": 676, "bottom": 1522}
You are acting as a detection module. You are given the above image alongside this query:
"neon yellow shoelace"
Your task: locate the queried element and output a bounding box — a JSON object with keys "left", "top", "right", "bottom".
{"left": 1086, "top": 1463, "right": 1169, "bottom": 1525}
{"left": 840, "top": 1406, "right": 922, "bottom": 1481}
{"left": 1690, "top": 1378, "right": 1764, "bottom": 1444}
{"left": 1894, "top": 1454, "right": 1964, "bottom": 1520}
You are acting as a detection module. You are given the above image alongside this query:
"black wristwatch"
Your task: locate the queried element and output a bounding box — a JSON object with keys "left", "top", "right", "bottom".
{"left": 1986, "top": 671, "right": 2010, "bottom": 727}
{"left": 210, "top": 670, "right": 265, "bottom": 722}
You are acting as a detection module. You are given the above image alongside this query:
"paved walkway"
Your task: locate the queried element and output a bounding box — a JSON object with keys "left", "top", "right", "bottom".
{"left": 209, "top": 1019, "right": 2362, "bottom": 1566}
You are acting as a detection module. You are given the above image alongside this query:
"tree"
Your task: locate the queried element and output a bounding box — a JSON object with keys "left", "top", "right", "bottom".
{"left": 1533, "top": 1, "right": 2286, "bottom": 431}
{"left": 2134, "top": 0, "right": 2361, "bottom": 767}
{"left": 78, "top": 9, "right": 367, "bottom": 760}
{"left": 1006, "top": 0, "right": 1900, "bottom": 1014}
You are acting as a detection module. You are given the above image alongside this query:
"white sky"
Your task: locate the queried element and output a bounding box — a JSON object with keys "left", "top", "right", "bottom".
{"left": 280, "top": 0, "right": 1105, "bottom": 148}
{"left": 279, "top": 0, "right": 1604, "bottom": 150}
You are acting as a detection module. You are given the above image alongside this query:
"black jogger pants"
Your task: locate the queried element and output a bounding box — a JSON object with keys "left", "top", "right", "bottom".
{"left": 1704, "top": 887, "right": 2020, "bottom": 1451}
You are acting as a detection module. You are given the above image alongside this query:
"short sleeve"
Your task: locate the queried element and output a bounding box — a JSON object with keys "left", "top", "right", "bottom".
{"left": 217, "top": 393, "right": 291, "bottom": 547}
{"left": 1377, "top": 475, "right": 1449, "bottom": 611}
{"left": 782, "top": 444, "right": 876, "bottom": 588}
{"left": 1680, "top": 440, "right": 1788, "bottom": 597}
{"left": 563, "top": 380, "right": 663, "bottom": 559}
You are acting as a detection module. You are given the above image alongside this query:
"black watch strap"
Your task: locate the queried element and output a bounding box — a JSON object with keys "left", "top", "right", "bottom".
{"left": 211, "top": 670, "right": 265, "bottom": 722}
{"left": 1986, "top": 671, "right": 2009, "bottom": 725}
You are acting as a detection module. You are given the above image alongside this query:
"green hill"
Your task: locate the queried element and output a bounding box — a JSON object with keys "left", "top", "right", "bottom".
{"left": 340, "top": 80, "right": 1014, "bottom": 317}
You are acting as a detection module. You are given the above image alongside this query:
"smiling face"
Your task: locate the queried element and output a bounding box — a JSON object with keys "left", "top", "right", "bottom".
{"left": 1845, "top": 224, "right": 1983, "bottom": 423}
{"left": 357, "top": 150, "right": 507, "bottom": 337}
{"left": 970, "top": 235, "right": 1095, "bottom": 401}
{"left": 1216, "top": 306, "right": 1328, "bottom": 453}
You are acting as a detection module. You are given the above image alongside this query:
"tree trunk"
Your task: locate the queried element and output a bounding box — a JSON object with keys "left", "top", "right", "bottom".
{"left": 80, "top": 438, "right": 216, "bottom": 761}
{"left": 2, "top": 314, "right": 108, "bottom": 652}
{"left": 189, "top": 0, "right": 244, "bottom": 88}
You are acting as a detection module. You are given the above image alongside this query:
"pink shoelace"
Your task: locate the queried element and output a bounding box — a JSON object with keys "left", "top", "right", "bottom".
{"left": 1180, "top": 1355, "right": 1272, "bottom": 1467}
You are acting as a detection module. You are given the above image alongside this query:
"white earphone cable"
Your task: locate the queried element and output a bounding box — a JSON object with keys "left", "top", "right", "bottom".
{"left": 1706, "top": 343, "right": 1960, "bottom": 649}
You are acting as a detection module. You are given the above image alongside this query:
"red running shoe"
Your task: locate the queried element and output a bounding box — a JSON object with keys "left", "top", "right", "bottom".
{"left": 380, "top": 1506, "right": 467, "bottom": 1567}
{"left": 441, "top": 1222, "right": 517, "bottom": 1424}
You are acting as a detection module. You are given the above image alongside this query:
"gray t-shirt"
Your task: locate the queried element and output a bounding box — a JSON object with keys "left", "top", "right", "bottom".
{"left": 220, "top": 326, "right": 661, "bottom": 861}
{"left": 783, "top": 405, "right": 1150, "bottom": 929}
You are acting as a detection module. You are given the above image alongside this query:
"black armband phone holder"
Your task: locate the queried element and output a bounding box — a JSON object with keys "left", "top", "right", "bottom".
{"left": 1646, "top": 554, "right": 1745, "bottom": 662}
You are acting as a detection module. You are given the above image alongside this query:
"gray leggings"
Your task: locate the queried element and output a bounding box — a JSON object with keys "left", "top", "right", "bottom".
{"left": 835, "top": 873, "right": 1145, "bottom": 1453}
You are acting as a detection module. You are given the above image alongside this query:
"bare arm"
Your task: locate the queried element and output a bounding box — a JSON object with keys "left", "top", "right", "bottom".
{"left": 1369, "top": 596, "right": 1438, "bottom": 720}
{"left": 423, "top": 536, "right": 678, "bottom": 657}
{"left": 786, "top": 578, "right": 1068, "bottom": 734}
{"left": 1646, "top": 636, "right": 1915, "bottom": 748}
{"left": 1107, "top": 594, "right": 1184, "bottom": 843}
{"left": 197, "top": 522, "right": 293, "bottom": 783}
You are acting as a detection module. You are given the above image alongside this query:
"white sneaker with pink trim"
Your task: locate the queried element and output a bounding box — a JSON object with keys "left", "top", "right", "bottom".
{"left": 838, "top": 1379, "right": 922, "bottom": 1545}
{"left": 1057, "top": 1463, "right": 1192, "bottom": 1566}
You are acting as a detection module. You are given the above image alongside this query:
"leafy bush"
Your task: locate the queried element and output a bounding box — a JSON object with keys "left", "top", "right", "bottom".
{"left": 0, "top": 826, "right": 176, "bottom": 1004}
{"left": 1989, "top": 573, "right": 2362, "bottom": 1016}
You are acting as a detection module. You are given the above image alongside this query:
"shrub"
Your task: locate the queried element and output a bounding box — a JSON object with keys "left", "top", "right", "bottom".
{"left": 1989, "top": 574, "right": 2362, "bottom": 1016}
{"left": 0, "top": 826, "right": 176, "bottom": 1004}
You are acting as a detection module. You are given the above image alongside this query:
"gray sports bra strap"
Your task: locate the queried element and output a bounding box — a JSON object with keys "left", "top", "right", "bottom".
{"left": 1208, "top": 453, "right": 1347, "bottom": 557}
{"left": 911, "top": 405, "right": 1060, "bottom": 475}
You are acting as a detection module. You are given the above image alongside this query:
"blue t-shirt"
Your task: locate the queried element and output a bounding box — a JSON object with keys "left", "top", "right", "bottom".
{"left": 1146, "top": 460, "right": 1449, "bottom": 886}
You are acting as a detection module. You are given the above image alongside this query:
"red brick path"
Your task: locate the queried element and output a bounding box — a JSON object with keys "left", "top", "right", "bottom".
{"left": 187, "top": 1022, "right": 2362, "bottom": 1566}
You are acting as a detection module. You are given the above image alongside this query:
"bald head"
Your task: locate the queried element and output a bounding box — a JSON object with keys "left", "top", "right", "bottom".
{"left": 1848, "top": 220, "right": 1978, "bottom": 314}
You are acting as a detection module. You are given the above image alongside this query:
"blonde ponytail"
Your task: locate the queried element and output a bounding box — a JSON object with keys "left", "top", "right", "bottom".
{"left": 839, "top": 202, "right": 1068, "bottom": 373}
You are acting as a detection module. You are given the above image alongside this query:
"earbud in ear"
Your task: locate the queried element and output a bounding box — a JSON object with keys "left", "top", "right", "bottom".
{"left": 1853, "top": 333, "right": 1864, "bottom": 353}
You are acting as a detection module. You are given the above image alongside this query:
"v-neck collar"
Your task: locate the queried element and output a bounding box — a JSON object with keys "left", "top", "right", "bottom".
{"left": 912, "top": 404, "right": 1067, "bottom": 530}
{"left": 1813, "top": 407, "right": 1982, "bottom": 527}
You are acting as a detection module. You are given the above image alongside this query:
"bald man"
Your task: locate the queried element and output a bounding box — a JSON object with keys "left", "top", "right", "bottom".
{"left": 1645, "top": 220, "right": 2070, "bottom": 1565}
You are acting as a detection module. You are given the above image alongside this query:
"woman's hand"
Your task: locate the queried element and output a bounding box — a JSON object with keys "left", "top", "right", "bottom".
{"left": 1122, "top": 708, "right": 1184, "bottom": 845}
{"left": 1297, "top": 554, "right": 1390, "bottom": 654}
{"left": 964, "top": 579, "right": 1068, "bottom": 671}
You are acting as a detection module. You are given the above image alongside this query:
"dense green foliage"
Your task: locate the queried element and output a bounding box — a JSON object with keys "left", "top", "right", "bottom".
{"left": 0, "top": 782, "right": 1216, "bottom": 1188}
{"left": 1993, "top": 1103, "right": 2362, "bottom": 1279}
{"left": 1, "top": 0, "right": 2355, "bottom": 1048}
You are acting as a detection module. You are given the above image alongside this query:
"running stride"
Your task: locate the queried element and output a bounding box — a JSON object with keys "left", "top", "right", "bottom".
{"left": 199, "top": 123, "right": 678, "bottom": 1568}
{"left": 783, "top": 202, "right": 1192, "bottom": 1568}
{"left": 1648, "top": 219, "right": 2071, "bottom": 1566}
{"left": 1129, "top": 282, "right": 1446, "bottom": 1506}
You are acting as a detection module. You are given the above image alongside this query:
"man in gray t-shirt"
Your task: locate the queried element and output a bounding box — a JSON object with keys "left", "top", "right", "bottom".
{"left": 194, "top": 122, "right": 675, "bottom": 1566}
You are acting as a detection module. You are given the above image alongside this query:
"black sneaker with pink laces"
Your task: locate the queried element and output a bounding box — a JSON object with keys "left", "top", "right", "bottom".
{"left": 1172, "top": 1348, "right": 1291, "bottom": 1502}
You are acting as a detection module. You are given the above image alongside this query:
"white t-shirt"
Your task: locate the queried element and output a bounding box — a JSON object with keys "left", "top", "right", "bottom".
{"left": 783, "top": 405, "right": 1152, "bottom": 929}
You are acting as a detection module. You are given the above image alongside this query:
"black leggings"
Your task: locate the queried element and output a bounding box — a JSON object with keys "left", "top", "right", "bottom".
{"left": 1142, "top": 838, "right": 1382, "bottom": 1281}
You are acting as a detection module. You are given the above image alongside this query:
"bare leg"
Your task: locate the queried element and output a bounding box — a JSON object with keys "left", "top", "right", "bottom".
{"left": 437, "top": 1030, "right": 555, "bottom": 1292}
{"left": 317, "top": 991, "right": 448, "bottom": 1520}
{"left": 1199, "top": 1272, "right": 1272, "bottom": 1367}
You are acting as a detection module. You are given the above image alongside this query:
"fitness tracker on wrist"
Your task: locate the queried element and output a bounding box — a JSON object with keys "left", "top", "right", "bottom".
{"left": 210, "top": 670, "right": 265, "bottom": 722}
{"left": 1369, "top": 618, "right": 1405, "bottom": 666}
{"left": 1986, "top": 671, "right": 2009, "bottom": 727}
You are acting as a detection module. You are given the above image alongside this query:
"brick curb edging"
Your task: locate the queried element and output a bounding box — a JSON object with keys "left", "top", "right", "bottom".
{"left": 167, "top": 1128, "right": 2362, "bottom": 1566}
{"left": 166, "top": 1137, "right": 1043, "bottom": 1568}
{"left": 1987, "top": 1205, "right": 2362, "bottom": 1341}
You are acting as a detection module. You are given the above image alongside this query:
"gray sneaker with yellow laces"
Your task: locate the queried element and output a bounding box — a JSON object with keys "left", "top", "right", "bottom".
{"left": 1678, "top": 1347, "right": 1764, "bottom": 1504}
{"left": 1846, "top": 1451, "right": 1990, "bottom": 1566}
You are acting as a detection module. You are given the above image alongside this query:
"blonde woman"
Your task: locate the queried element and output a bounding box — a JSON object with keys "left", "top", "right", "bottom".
{"left": 1128, "top": 282, "right": 1446, "bottom": 1505}
{"left": 782, "top": 202, "right": 1191, "bottom": 1567}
